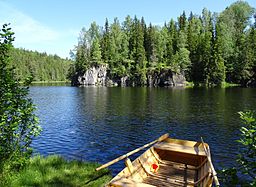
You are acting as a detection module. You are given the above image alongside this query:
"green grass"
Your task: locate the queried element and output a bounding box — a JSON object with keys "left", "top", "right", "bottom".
{"left": 2, "top": 155, "right": 112, "bottom": 187}
{"left": 31, "top": 81, "right": 71, "bottom": 83}
{"left": 221, "top": 82, "right": 240, "bottom": 88}
{"left": 185, "top": 81, "right": 194, "bottom": 88}
{"left": 184, "top": 81, "right": 240, "bottom": 88}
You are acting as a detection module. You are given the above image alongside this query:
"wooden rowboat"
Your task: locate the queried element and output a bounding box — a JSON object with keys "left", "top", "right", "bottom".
{"left": 96, "top": 134, "right": 219, "bottom": 187}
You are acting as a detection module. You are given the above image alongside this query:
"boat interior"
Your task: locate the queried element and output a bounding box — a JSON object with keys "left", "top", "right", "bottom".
{"left": 108, "top": 138, "right": 213, "bottom": 187}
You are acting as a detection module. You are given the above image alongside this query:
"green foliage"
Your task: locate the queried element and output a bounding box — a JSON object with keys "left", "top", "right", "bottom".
{"left": 218, "top": 1, "right": 256, "bottom": 83}
{"left": 175, "top": 31, "right": 191, "bottom": 76}
{"left": 91, "top": 37, "right": 103, "bottom": 65}
{"left": 219, "top": 111, "right": 256, "bottom": 186}
{"left": 0, "top": 24, "right": 41, "bottom": 172}
{"left": 239, "top": 27, "right": 256, "bottom": 86}
{"left": 2, "top": 155, "right": 111, "bottom": 187}
{"left": 207, "top": 38, "right": 226, "bottom": 86}
{"left": 9, "top": 48, "right": 71, "bottom": 82}
{"left": 145, "top": 23, "right": 157, "bottom": 66}
{"left": 71, "top": 1, "right": 256, "bottom": 87}
{"left": 218, "top": 167, "right": 239, "bottom": 186}
{"left": 237, "top": 111, "right": 256, "bottom": 185}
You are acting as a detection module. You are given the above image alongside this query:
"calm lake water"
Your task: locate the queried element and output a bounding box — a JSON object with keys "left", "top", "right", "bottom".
{"left": 30, "top": 85, "right": 256, "bottom": 175}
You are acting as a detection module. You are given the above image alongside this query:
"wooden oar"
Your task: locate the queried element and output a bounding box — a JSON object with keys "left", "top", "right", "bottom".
{"left": 201, "top": 137, "right": 220, "bottom": 187}
{"left": 96, "top": 133, "right": 169, "bottom": 171}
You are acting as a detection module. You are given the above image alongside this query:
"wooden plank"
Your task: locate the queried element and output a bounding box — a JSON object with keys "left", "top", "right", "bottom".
{"left": 154, "top": 148, "right": 205, "bottom": 166}
{"left": 154, "top": 141, "right": 206, "bottom": 156}
{"left": 125, "top": 158, "right": 134, "bottom": 174}
{"left": 164, "top": 138, "right": 209, "bottom": 149}
{"left": 201, "top": 137, "right": 220, "bottom": 186}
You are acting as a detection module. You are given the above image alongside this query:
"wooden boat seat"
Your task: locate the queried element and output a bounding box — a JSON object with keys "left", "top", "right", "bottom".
{"left": 154, "top": 141, "right": 206, "bottom": 156}
{"left": 105, "top": 135, "right": 218, "bottom": 187}
{"left": 138, "top": 157, "right": 198, "bottom": 187}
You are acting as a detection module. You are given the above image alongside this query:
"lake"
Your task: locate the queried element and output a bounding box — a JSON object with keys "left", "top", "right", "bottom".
{"left": 30, "top": 85, "right": 256, "bottom": 175}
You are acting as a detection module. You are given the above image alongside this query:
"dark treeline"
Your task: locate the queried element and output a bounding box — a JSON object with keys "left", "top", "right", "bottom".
{"left": 71, "top": 1, "right": 256, "bottom": 86}
{"left": 10, "top": 48, "right": 72, "bottom": 82}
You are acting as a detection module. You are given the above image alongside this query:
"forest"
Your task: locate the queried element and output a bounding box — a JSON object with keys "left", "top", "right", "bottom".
{"left": 70, "top": 1, "right": 256, "bottom": 87}
{"left": 9, "top": 48, "right": 71, "bottom": 82}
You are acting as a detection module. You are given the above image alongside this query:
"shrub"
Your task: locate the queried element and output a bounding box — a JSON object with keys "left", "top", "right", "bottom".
{"left": 0, "top": 23, "right": 41, "bottom": 172}
{"left": 237, "top": 111, "right": 256, "bottom": 186}
{"left": 219, "top": 111, "right": 256, "bottom": 186}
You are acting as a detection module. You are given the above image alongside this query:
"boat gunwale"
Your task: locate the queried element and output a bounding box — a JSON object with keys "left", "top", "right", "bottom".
{"left": 108, "top": 137, "right": 213, "bottom": 187}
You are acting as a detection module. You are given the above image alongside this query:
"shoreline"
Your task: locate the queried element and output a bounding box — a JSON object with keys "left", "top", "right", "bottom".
{"left": 28, "top": 80, "right": 243, "bottom": 88}
{"left": 1, "top": 155, "right": 111, "bottom": 187}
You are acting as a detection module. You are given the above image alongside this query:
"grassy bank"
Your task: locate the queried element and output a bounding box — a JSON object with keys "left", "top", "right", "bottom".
{"left": 184, "top": 81, "right": 240, "bottom": 88}
{"left": 31, "top": 81, "right": 71, "bottom": 84}
{"left": 1, "top": 155, "right": 111, "bottom": 187}
{"left": 221, "top": 82, "right": 240, "bottom": 88}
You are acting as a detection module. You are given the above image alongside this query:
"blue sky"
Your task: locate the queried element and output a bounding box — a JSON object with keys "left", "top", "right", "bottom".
{"left": 0, "top": 0, "right": 255, "bottom": 59}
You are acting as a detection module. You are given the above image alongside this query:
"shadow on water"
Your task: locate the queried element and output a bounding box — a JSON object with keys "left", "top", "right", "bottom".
{"left": 30, "top": 86, "right": 256, "bottom": 175}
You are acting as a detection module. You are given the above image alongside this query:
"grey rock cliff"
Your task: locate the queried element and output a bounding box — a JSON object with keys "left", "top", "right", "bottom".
{"left": 147, "top": 69, "right": 186, "bottom": 87}
{"left": 71, "top": 64, "right": 108, "bottom": 86}
{"left": 72, "top": 65, "right": 186, "bottom": 87}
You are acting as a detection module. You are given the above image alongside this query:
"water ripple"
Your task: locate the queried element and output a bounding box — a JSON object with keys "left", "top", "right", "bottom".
{"left": 30, "top": 86, "right": 256, "bottom": 175}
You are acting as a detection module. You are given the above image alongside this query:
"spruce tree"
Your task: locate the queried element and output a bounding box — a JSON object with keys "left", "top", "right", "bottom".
{"left": 187, "top": 14, "right": 202, "bottom": 82}
{"left": 128, "top": 16, "right": 147, "bottom": 84}
{"left": 156, "top": 26, "right": 168, "bottom": 68}
{"left": 178, "top": 11, "right": 187, "bottom": 31}
{"left": 91, "top": 37, "right": 102, "bottom": 65}
{"left": 145, "top": 23, "right": 157, "bottom": 67}
{"left": 176, "top": 30, "right": 191, "bottom": 75}
{"left": 101, "top": 18, "right": 111, "bottom": 64}
{"left": 208, "top": 38, "right": 226, "bottom": 85}
{"left": 166, "top": 19, "right": 176, "bottom": 66}
{"left": 109, "top": 18, "right": 125, "bottom": 77}
{"left": 239, "top": 27, "right": 256, "bottom": 86}
{"left": 70, "top": 1, "right": 256, "bottom": 87}
{"left": 201, "top": 8, "right": 213, "bottom": 85}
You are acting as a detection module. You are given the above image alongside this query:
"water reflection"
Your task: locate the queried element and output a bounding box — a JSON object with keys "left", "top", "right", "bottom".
{"left": 30, "top": 86, "right": 256, "bottom": 175}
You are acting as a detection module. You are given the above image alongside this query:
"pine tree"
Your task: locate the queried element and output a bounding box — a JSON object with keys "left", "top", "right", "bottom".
{"left": 201, "top": 8, "right": 213, "bottom": 85}
{"left": 178, "top": 11, "right": 187, "bottom": 31}
{"left": 69, "top": 1, "right": 256, "bottom": 87}
{"left": 109, "top": 18, "right": 126, "bottom": 77}
{"left": 187, "top": 14, "right": 202, "bottom": 82}
{"left": 101, "top": 18, "right": 111, "bottom": 64}
{"left": 91, "top": 37, "right": 102, "bottom": 65}
{"left": 145, "top": 23, "right": 157, "bottom": 67}
{"left": 239, "top": 27, "right": 256, "bottom": 86}
{"left": 165, "top": 19, "right": 177, "bottom": 66}
{"left": 129, "top": 16, "right": 147, "bottom": 84}
{"left": 208, "top": 37, "right": 226, "bottom": 85}
{"left": 156, "top": 26, "right": 168, "bottom": 68}
{"left": 176, "top": 30, "right": 191, "bottom": 75}
{"left": 75, "top": 44, "right": 89, "bottom": 73}
{"left": 119, "top": 31, "right": 130, "bottom": 76}
{"left": 136, "top": 18, "right": 147, "bottom": 84}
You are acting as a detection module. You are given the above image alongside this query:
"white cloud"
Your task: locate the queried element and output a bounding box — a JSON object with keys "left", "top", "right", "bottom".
{"left": 0, "top": 1, "right": 78, "bottom": 58}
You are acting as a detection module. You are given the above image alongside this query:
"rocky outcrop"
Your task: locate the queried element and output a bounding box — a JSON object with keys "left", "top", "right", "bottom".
{"left": 172, "top": 72, "right": 186, "bottom": 86}
{"left": 72, "top": 65, "right": 186, "bottom": 87}
{"left": 147, "top": 69, "right": 186, "bottom": 87}
{"left": 71, "top": 64, "right": 108, "bottom": 86}
{"left": 244, "top": 76, "right": 256, "bottom": 87}
{"left": 106, "top": 76, "right": 130, "bottom": 87}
